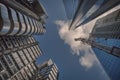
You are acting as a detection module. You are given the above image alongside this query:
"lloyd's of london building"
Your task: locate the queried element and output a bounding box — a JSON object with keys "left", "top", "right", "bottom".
{"left": 0, "top": 0, "right": 59, "bottom": 80}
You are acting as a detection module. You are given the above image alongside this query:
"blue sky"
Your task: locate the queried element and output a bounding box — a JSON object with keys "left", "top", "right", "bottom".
{"left": 35, "top": 0, "right": 110, "bottom": 80}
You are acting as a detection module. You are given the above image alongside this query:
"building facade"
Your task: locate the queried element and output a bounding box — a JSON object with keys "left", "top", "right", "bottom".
{"left": 63, "top": 0, "right": 79, "bottom": 20}
{"left": 75, "top": 8, "right": 120, "bottom": 80}
{"left": 92, "top": 45, "right": 120, "bottom": 80}
{"left": 64, "top": 0, "right": 120, "bottom": 30}
{"left": 0, "top": 36, "right": 42, "bottom": 80}
{"left": 0, "top": 0, "right": 47, "bottom": 36}
{"left": 90, "top": 9, "right": 120, "bottom": 39}
{"left": 0, "top": 0, "right": 49, "bottom": 80}
{"left": 35, "top": 59, "right": 59, "bottom": 80}
{"left": 90, "top": 9, "right": 120, "bottom": 80}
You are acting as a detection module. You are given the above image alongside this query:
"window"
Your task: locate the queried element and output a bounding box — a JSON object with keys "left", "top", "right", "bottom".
{"left": 28, "top": 64, "right": 34, "bottom": 75}
{"left": 27, "top": 48, "right": 35, "bottom": 60}
{"left": 0, "top": 39, "right": 7, "bottom": 50}
{"left": 21, "top": 69, "right": 29, "bottom": 80}
{"left": 31, "top": 37, "right": 35, "bottom": 42}
{"left": 0, "top": 76, "right": 3, "bottom": 80}
{"left": 31, "top": 63, "right": 37, "bottom": 71}
{"left": 10, "top": 37, "right": 19, "bottom": 47}
{"left": 0, "top": 62, "right": 4, "bottom": 72}
{"left": 31, "top": 47, "right": 37, "bottom": 58}
{"left": 2, "top": 72, "right": 9, "bottom": 80}
{"left": 50, "top": 71, "right": 56, "bottom": 80}
{"left": 21, "top": 37, "right": 27, "bottom": 45}
{"left": 4, "top": 38, "right": 13, "bottom": 48}
{"left": 23, "top": 49, "right": 32, "bottom": 62}
{"left": 28, "top": 37, "right": 33, "bottom": 43}
{"left": 18, "top": 38, "right": 24, "bottom": 46}
{"left": 4, "top": 55, "right": 13, "bottom": 66}
{"left": 0, "top": 57, "right": 7, "bottom": 69}
{"left": 18, "top": 51, "right": 28, "bottom": 65}
{"left": 11, "top": 66, "right": 18, "bottom": 74}
{"left": 25, "top": 67, "right": 32, "bottom": 78}
{"left": 12, "top": 52, "right": 24, "bottom": 68}
{"left": 117, "top": 11, "right": 120, "bottom": 21}
{"left": 17, "top": 73, "right": 23, "bottom": 80}
{"left": 0, "top": 41, "right": 2, "bottom": 51}
{"left": 49, "top": 74, "right": 53, "bottom": 80}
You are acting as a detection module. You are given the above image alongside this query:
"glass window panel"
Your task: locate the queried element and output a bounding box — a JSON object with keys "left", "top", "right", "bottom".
{"left": 23, "top": 49, "right": 32, "bottom": 62}
{"left": 27, "top": 48, "right": 35, "bottom": 60}
{"left": 4, "top": 55, "right": 13, "bottom": 66}
{"left": 12, "top": 52, "right": 24, "bottom": 68}
{"left": 49, "top": 74, "right": 53, "bottom": 80}
{"left": 18, "top": 51, "right": 28, "bottom": 65}
{"left": 31, "top": 47, "right": 37, "bottom": 58}
{"left": 0, "top": 62, "right": 4, "bottom": 72}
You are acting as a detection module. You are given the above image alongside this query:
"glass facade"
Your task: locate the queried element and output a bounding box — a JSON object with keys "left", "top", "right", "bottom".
{"left": 65, "top": 0, "right": 120, "bottom": 30}
{"left": 90, "top": 8, "right": 120, "bottom": 80}
{"left": 63, "top": 0, "right": 79, "bottom": 20}
{"left": 93, "top": 42, "right": 120, "bottom": 80}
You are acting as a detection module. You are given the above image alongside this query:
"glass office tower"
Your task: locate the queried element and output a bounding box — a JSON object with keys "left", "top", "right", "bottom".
{"left": 75, "top": 9, "right": 120, "bottom": 80}
{"left": 63, "top": 0, "right": 79, "bottom": 20}
{"left": 63, "top": 0, "right": 120, "bottom": 30}
{"left": 90, "top": 9, "right": 120, "bottom": 39}
{"left": 90, "top": 9, "right": 120, "bottom": 80}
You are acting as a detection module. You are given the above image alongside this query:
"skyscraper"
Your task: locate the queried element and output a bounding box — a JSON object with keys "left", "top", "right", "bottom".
{"left": 90, "top": 9, "right": 120, "bottom": 39}
{"left": 0, "top": 0, "right": 47, "bottom": 36}
{"left": 0, "top": 36, "right": 42, "bottom": 80}
{"left": 63, "top": 0, "right": 120, "bottom": 30}
{"left": 90, "top": 8, "right": 120, "bottom": 80}
{"left": 63, "top": 0, "right": 79, "bottom": 20}
{"left": 35, "top": 59, "right": 59, "bottom": 80}
{"left": 0, "top": 0, "right": 49, "bottom": 80}
{"left": 75, "top": 9, "right": 120, "bottom": 80}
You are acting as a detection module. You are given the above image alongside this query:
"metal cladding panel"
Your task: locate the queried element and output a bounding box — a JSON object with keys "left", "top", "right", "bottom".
{"left": 0, "top": 3, "right": 11, "bottom": 35}
{"left": 23, "top": 15, "right": 31, "bottom": 35}
{"left": 32, "top": 19, "right": 37, "bottom": 34}
{"left": 29, "top": 18, "right": 35, "bottom": 35}
{"left": 9, "top": 8, "right": 20, "bottom": 35}
{"left": 17, "top": 12, "right": 26, "bottom": 35}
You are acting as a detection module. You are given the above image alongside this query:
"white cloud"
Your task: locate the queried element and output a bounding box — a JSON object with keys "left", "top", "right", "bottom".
{"left": 79, "top": 48, "right": 97, "bottom": 69}
{"left": 55, "top": 20, "right": 98, "bottom": 69}
{"left": 55, "top": 20, "right": 90, "bottom": 55}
